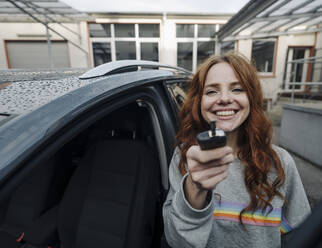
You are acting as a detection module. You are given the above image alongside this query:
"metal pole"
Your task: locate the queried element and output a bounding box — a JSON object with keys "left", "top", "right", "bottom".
{"left": 45, "top": 22, "right": 54, "bottom": 68}
{"left": 6, "top": 0, "right": 89, "bottom": 61}
{"left": 19, "top": 0, "right": 81, "bottom": 38}
{"left": 291, "top": 62, "right": 298, "bottom": 103}
{"left": 215, "top": 35, "right": 221, "bottom": 55}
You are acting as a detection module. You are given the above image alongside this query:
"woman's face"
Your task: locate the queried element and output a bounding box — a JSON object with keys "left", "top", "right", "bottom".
{"left": 201, "top": 62, "right": 250, "bottom": 134}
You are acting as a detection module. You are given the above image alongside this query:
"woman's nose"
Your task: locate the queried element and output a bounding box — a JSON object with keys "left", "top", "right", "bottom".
{"left": 217, "top": 91, "right": 232, "bottom": 104}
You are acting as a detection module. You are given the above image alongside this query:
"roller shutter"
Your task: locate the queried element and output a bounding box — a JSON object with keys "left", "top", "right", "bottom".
{"left": 6, "top": 41, "right": 70, "bottom": 68}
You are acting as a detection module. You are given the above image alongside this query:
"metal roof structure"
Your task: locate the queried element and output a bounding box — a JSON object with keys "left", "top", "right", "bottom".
{"left": 0, "top": 0, "right": 93, "bottom": 67}
{"left": 218, "top": 0, "right": 322, "bottom": 41}
{"left": 0, "top": 0, "right": 92, "bottom": 22}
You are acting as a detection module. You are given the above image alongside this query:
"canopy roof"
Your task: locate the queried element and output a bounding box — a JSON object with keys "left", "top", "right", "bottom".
{"left": 0, "top": 0, "right": 91, "bottom": 22}
{"left": 218, "top": 0, "right": 322, "bottom": 41}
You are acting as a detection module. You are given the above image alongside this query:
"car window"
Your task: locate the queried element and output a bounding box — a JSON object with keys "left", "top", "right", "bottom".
{"left": 166, "top": 81, "right": 189, "bottom": 110}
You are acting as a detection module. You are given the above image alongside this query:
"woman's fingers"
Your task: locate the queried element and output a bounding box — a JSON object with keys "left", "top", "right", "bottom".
{"left": 188, "top": 153, "right": 234, "bottom": 172}
{"left": 190, "top": 164, "right": 229, "bottom": 183}
{"left": 197, "top": 169, "right": 229, "bottom": 190}
{"left": 187, "top": 145, "right": 232, "bottom": 164}
{"left": 186, "top": 145, "right": 233, "bottom": 191}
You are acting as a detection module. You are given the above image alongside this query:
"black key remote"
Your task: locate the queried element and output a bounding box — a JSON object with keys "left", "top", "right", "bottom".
{"left": 197, "top": 121, "right": 226, "bottom": 150}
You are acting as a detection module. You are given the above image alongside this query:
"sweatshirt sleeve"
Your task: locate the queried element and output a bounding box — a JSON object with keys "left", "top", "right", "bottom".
{"left": 276, "top": 147, "right": 311, "bottom": 234}
{"left": 162, "top": 147, "right": 214, "bottom": 248}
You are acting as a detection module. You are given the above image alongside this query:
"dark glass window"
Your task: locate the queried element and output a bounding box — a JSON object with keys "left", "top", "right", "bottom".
{"left": 252, "top": 39, "right": 276, "bottom": 72}
{"left": 89, "top": 24, "right": 111, "bottom": 37}
{"left": 198, "top": 24, "right": 216, "bottom": 38}
{"left": 141, "top": 43, "right": 158, "bottom": 61}
{"left": 177, "top": 43, "right": 193, "bottom": 71}
{"left": 114, "top": 24, "right": 135, "bottom": 37}
{"left": 289, "top": 48, "right": 306, "bottom": 89}
{"left": 92, "top": 42, "right": 111, "bottom": 66}
{"left": 197, "top": 41, "right": 215, "bottom": 66}
{"left": 115, "top": 41, "right": 136, "bottom": 60}
{"left": 139, "top": 24, "right": 159, "bottom": 37}
{"left": 176, "top": 24, "right": 194, "bottom": 38}
{"left": 221, "top": 41, "right": 235, "bottom": 54}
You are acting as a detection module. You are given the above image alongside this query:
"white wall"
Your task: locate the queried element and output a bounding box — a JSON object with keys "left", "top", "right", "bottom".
{"left": 237, "top": 39, "right": 252, "bottom": 59}
{"left": 159, "top": 18, "right": 177, "bottom": 66}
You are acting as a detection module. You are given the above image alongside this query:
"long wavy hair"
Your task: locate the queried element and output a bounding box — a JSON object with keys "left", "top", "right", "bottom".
{"left": 176, "top": 52, "right": 285, "bottom": 222}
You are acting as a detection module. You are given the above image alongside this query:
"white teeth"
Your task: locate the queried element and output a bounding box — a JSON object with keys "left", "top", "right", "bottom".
{"left": 216, "top": 110, "right": 235, "bottom": 116}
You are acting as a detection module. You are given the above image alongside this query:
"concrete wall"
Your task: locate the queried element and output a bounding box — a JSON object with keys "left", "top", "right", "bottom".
{"left": 0, "top": 22, "right": 89, "bottom": 69}
{"left": 280, "top": 104, "right": 322, "bottom": 167}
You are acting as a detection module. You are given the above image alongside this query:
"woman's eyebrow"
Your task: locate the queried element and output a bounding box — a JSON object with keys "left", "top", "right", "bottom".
{"left": 230, "top": 82, "right": 241, "bottom": 86}
{"left": 204, "top": 83, "right": 220, "bottom": 88}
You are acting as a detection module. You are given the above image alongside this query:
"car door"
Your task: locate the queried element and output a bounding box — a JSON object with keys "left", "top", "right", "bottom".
{"left": 0, "top": 73, "right": 178, "bottom": 248}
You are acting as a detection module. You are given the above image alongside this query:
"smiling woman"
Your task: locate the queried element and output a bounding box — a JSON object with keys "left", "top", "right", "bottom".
{"left": 201, "top": 62, "right": 250, "bottom": 135}
{"left": 163, "top": 52, "right": 311, "bottom": 248}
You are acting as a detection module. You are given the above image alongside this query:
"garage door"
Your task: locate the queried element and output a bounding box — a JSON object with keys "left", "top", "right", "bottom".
{"left": 6, "top": 41, "right": 70, "bottom": 69}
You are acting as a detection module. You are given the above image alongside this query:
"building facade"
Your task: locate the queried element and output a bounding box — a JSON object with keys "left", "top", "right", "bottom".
{"left": 1, "top": 11, "right": 321, "bottom": 104}
{"left": 0, "top": 13, "right": 231, "bottom": 72}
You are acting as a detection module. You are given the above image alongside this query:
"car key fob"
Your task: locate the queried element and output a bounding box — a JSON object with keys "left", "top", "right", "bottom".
{"left": 197, "top": 121, "right": 226, "bottom": 150}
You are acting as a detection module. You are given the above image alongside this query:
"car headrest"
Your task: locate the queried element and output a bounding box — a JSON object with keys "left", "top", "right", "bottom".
{"left": 89, "top": 104, "right": 147, "bottom": 141}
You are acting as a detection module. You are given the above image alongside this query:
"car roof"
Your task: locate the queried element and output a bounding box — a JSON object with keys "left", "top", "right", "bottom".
{"left": 0, "top": 61, "right": 190, "bottom": 116}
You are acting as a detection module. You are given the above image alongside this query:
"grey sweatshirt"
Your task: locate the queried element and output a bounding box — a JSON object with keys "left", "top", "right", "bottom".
{"left": 163, "top": 145, "right": 311, "bottom": 248}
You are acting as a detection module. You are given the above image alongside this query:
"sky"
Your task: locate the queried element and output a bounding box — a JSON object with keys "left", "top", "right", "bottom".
{"left": 60, "top": 0, "right": 250, "bottom": 14}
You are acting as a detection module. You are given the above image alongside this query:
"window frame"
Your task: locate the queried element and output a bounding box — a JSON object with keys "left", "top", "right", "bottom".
{"left": 175, "top": 23, "right": 220, "bottom": 72}
{"left": 88, "top": 22, "right": 161, "bottom": 67}
{"left": 251, "top": 37, "right": 278, "bottom": 78}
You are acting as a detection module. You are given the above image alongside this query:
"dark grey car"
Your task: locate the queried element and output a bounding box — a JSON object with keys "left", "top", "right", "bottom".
{"left": 0, "top": 61, "right": 190, "bottom": 248}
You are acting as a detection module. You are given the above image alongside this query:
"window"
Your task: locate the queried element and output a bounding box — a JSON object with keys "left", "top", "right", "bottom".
{"left": 197, "top": 41, "right": 215, "bottom": 66}
{"left": 89, "top": 24, "right": 111, "bottom": 37}
{"left": 198, "top": 24, "right": 216, "bottom": 38}
{"left": 89, "top": 23, "right": 160, "bottom": 66}
{"left": 251, "top": 39, "right": 276, "bottom": 73}
{"left": 284, "top": 47, "right": 312, "bottom": 91}
{"left": 177, "top": 43, "right": 193, "bottom": 71}
{"left": 176, "top": 24, "right": 194, "bottom": 38}
{"left": 114, "top": 24, "right": 135, "bottom": 37}
{"left": 139, "top": 24, "right": 159, "bottom": 37}
{"left": 176, "top": 24, "right": 219, "bottom": 71}
{"left": 115, "top": 41, "right": 136, "bottom": 60}
{"left": 92, "top": 42, "right": 111, "bottom": 66}
{"left": 220, "top": 41, "right": 235, "bottom": 54}
{"left": 141, "top": 43, "right": 158, "bottom": 61}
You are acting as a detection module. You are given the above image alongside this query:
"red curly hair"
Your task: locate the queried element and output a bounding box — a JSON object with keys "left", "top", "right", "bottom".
{"left": 176, "top": 52, "right": 285, "bottom": 221}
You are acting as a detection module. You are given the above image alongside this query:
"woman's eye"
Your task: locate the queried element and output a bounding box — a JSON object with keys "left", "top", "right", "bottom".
{"left": 205, "top": 90, "right": 217, "bottom": 95}
{"left": 232, "top": 88, "right": 244, "bottom": 93}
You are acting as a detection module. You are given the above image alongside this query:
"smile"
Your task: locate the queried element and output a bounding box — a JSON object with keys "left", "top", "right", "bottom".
{"left": 215, "top": 110, "right": 238, "bottom": 116}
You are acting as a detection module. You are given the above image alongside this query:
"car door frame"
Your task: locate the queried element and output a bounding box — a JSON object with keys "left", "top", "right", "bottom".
{"left": 0, "top": 79, "right": 178, "bottom": 200}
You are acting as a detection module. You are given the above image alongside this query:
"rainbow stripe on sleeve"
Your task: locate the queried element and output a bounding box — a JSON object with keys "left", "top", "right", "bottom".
{"left": 213, "top": 201, "right": 292, "bottom": 233}
{"left": 280, "top": 216, "right": 292, "bottom": 234}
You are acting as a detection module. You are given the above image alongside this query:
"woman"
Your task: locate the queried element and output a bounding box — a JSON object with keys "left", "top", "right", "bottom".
{"left": 163, "top": 52, "right": 311, "bottom": 248}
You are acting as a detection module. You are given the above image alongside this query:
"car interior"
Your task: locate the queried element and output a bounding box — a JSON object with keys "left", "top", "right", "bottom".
{"left": 0, "top": 101, "right": 170, "bottom": 248}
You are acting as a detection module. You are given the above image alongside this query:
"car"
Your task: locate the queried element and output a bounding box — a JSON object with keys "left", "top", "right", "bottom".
{"left": 0, "top": 60, "right": 190, "bottom": 248}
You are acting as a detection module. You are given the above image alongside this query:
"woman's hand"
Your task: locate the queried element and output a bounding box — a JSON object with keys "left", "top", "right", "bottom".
{"left": 184, "top": 145, "right": 233, "bottom": 209}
